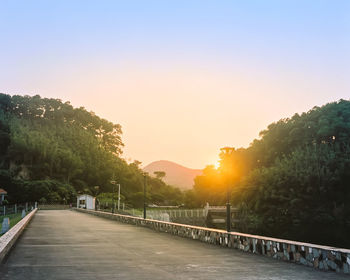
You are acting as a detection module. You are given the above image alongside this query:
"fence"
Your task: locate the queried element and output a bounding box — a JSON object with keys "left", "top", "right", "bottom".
{"left": 38, "top": 203, "right": 72, "bottom": 210}
{"left": 97, "top": 204, "right": 238, "bottom": 228}
{"left": 0, "top": 202, "right": 36, "bottom": 216}
{"left": 0, "top": 202, "right": 37, "bottom": 235}
{"left": 118, "top": 207, "right": 207, "bottom": 227}
{"left": 146, "top": 209, "right": 206, "bottom": 219}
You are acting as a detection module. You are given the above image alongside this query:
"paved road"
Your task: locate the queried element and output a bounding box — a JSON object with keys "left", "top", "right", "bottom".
{"left": 0, "top": 210, "right": 347, "bottom": 280}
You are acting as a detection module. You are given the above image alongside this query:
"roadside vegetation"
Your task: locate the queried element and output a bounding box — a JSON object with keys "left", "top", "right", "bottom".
{"left": 191, "top": 100, "right": 350, "bottom": 248}
{"left": 0, "top": 94, "right": 182, "bottom": 207}
{"left": 0, "top": 211, "right": 29, "bottom": 235}
{"left": 1, "top": 93, "right": 349, "bottom": 247}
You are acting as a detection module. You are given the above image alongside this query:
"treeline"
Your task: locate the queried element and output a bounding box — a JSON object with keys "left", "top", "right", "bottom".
{"left": 189, "top": 100, "right": 350, "bottom": 248}
{"left": 0, "top": 94, "right": 182, "bottom": 206}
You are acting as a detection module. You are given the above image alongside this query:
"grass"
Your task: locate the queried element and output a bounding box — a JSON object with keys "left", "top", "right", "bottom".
{"left": 0, "top": 211, "right": 29, "bottom": 235}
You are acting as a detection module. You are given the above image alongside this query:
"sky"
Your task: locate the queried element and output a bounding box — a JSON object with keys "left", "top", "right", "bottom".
{"left": 1, "top": 0, "right": 349, "bottom": 169}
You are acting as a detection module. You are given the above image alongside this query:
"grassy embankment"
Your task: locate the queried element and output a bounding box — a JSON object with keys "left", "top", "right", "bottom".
{"left": 0, "top": 212, "right": 28, "bottom": 235}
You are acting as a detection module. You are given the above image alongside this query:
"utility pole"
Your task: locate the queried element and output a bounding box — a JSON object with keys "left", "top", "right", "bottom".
{"left": 143, "top": 172, "right": 147, "bottom": 219}
{"left": 111, "top": 178, "right": 116, "bottom": 214}
{"left": 220, "top": 147, "right": 235, "bottom": 232}
{"left": 117, "top": 184, "right": 121, "bottom": 210}
{"left": 226, "top": 187, "right": 231, "bottom": 232}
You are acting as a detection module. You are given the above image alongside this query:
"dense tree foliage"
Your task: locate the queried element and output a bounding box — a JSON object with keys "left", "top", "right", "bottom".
{"left": 191, "top": 100, "right": 350, "bottom": 248}
{"left": 0, "top": 94, "right": 183, "bottom": 207}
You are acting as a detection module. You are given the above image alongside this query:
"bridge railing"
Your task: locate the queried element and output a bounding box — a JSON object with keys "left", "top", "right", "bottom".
{"left": 97, "top": 205, "right": 207, "bottom": 226}
{"left": 97, "top": 203, "right": 243, "bottom": 229}
{"left": 146, "top": 209, "right": 206, "bottom": 219}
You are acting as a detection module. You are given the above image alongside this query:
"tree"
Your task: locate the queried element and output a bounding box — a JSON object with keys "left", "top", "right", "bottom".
{"left": 154, "top": 171, "right": 166, "bottom": 180}
{"left": 192, "top": 99, "right": 350, "bottom": 248}
{"left": 0, "top": 93, "right": 184, "bottom": 208}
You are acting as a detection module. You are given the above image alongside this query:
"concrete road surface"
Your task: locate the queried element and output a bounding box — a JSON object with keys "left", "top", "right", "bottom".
{"left": 0, "top": 210, "right": 347, "bottom": 280}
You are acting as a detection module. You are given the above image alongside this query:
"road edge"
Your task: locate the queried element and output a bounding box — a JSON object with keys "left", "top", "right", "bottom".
{"left": 75, "top": 208, "right": 350, "bottom": 274}
{"left": 0, "top": 208, "right": 38, "bottom": 263}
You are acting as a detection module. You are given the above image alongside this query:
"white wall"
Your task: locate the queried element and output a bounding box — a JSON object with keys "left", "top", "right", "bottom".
{"left": 77, "top": 195, "right": 95, "bottom": 210}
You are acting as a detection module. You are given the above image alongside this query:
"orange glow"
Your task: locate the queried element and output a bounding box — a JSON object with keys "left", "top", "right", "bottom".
{"left": 214, "top": 161, "right": 220, "bottom": 169}
{"left": 8, "top": 60, "right": 345, "bottom": 169}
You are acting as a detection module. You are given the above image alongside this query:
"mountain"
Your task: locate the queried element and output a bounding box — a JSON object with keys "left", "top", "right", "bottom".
{"left": 143, "top": 160, "right": 202, "bottom": 190}
{"left": 0, "top": 94, "right": 184, "bottom": 207}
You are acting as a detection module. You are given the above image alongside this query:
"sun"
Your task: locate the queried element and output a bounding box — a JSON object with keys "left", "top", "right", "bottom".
{"left": 214, "top": 161, "right": 220, "bottom": 169}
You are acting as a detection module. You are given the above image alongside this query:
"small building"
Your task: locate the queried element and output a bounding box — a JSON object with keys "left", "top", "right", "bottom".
{"left": 77, "top": 194, "right": 95, "bottom": 210}
{"left": 0, "top": 189, "right": 7, "bottom": 205}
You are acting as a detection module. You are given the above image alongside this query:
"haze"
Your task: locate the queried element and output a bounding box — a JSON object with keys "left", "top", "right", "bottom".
{"left": 1, "top": 0, "right": 349, "bottom": 169}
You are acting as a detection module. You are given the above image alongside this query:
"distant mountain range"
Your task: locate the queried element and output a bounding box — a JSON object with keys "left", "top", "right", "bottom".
{"left": 143, "top": 160, "right": 202, "bottom": 190}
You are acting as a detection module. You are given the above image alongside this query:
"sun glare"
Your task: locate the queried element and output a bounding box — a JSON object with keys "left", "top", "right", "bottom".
{"left": 214, "top": 161, "right": 220, "bottom": 169}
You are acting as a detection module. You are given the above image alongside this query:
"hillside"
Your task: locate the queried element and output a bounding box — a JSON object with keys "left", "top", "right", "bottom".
{"left": 192, "top": 99, "right": 350, "bottom": 248}
{"left": 0, "top": 94, "right": 183, "bottom": 206}
{"left": 143, "top": 160, "right": 202, "bottom": 190}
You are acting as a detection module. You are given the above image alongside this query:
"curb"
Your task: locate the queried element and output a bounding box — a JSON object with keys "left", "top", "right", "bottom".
{"left": 75, "top": 208, "right": 350, "bottom": 274}
{"left": 0, "top": 208, "right": 37, "bottom": 262}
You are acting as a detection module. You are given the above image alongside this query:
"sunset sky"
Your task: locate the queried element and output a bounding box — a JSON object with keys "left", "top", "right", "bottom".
{"left": 1, "top": 0, "right": 349, "bottom": 169}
